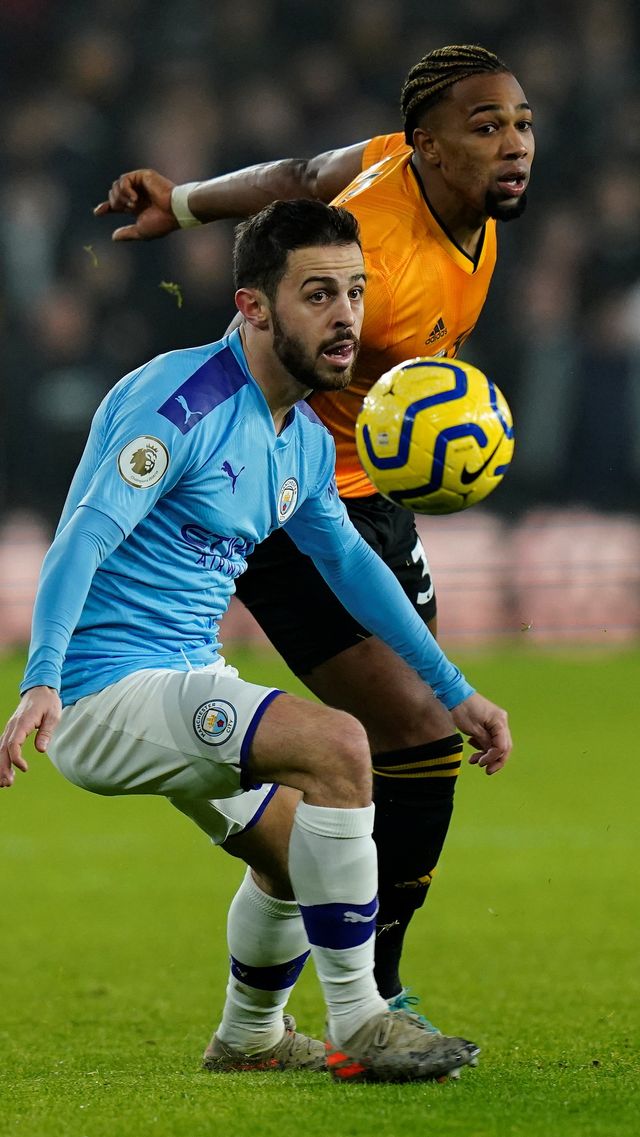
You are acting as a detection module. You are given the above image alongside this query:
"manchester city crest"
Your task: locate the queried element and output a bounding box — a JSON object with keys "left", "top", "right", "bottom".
{"left": 277, "top": 477, "right": 299, "bottom": 522}
{"left": 193, "top": 700, "right": 237, "bottom": 746}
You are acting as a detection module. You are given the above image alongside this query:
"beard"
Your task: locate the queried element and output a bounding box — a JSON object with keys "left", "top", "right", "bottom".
{"left": 272, "top": 312, "right": 360, "bottom": 392}
{"left": 485, "top": 189, "right": 529, "bottom": 223}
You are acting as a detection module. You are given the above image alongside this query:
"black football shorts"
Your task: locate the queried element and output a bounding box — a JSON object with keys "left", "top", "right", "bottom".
{"left": 234, "top": 494, "right": 436, "bottom": 677}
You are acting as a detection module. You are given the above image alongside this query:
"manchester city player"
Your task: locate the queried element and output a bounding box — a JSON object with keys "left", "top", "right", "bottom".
{"left": 0, "top": 200, "right": 510, "bottom": 1083}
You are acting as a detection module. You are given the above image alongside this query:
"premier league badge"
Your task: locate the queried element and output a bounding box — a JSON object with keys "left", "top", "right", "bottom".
{"left": 193, "top": 700, "right": 237, "bottom": 746}
{"left": 117, "top": 435, "right": 169, "bottom": 488}
{"left": 277, "top": 477, "right": 299, "bottom": 522}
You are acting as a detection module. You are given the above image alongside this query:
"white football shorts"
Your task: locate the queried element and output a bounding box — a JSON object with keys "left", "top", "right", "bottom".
{"left": 47, "top": 659, "right": 282, "bottom": 844}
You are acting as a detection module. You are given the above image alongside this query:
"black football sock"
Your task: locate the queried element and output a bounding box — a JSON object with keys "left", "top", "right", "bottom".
{"left": 371, "top": 734, "right": 462, "bottom": 1000}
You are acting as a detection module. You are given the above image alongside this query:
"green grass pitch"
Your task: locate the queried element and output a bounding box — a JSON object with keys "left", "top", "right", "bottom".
{"left": 1, "top": 644, "right": 638, "bottom": 1137}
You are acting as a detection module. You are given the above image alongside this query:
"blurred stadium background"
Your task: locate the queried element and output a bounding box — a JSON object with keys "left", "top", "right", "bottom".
{"left": 0, "top": 0, "right": 639, "bottom": 651}
{"left": 2, "top": 9, "right": 640, "bottom": 1132}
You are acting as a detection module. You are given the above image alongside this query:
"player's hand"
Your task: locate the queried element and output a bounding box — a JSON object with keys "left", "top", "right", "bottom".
{"left": 450, "top": 693, "right": 512, "bottom": 775}
{"left": 93, "top": 169, "right": 179, "bottom": 241}
{"left": 0, "top": 687, "right": 61, "bottom": 788}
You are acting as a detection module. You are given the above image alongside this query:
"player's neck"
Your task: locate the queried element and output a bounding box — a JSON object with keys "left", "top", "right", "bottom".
{"left": 411, "top": 157, "right": 486, "bottom": 260}
{"left": 240, "top": 324, "right": 308, "bottom": 433}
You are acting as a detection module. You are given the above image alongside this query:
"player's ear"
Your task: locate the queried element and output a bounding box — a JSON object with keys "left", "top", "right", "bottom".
{"left": 413, "top": 127, "right": 440, "bottom": 167}
{"left": 235, "top": 287, "right": 270, "bottom": 330}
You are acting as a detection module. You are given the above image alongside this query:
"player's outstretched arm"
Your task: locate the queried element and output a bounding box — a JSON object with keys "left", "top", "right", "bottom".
{"left": 93, "top": 142, "right": 369, "bottom": 242}
{"left": 450, "top": 693, "right": 512, "bottom": 776}
{"left": 0, "top": 687, "right": 62, "bottom": 788}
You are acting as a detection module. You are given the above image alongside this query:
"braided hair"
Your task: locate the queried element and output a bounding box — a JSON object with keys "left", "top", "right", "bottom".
{"left": 401, "top": 45, "right": 510, "bottom": 145}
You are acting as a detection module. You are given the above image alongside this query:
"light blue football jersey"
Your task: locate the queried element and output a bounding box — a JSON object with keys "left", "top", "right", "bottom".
{"left": 23, "top": 329, "right": 473, "bottom": 711}
{"left": 41, "top": 330, "right": 351, "bottom": 704}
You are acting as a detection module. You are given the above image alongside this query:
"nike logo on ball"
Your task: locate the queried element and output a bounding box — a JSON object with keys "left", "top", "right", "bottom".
{"left": 460, "top": 434, "right": 504, "bottom": 485}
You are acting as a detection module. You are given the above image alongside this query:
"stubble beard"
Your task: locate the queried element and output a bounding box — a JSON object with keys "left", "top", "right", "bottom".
{"left": 485, "top": 189, "right": 528, "bottom": 223}
{"left": 272, "top": 313, "right": 359, "bottom": 392}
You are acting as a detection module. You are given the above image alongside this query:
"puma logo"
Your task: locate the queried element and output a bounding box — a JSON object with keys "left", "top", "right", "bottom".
{"left": 175, "top": 394, "right": 203, "bottom": 427}
{"left": 343, "top": 910, "right": 377, "bottom": 924}
{"left": 221, "top": 460, "right": 245, "bottom": 493}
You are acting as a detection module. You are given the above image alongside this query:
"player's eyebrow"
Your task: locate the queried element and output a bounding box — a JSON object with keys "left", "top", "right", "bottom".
{"left": 301, "top": 272, "right": 367, "bottom": 288}
{"left": 468, "top": 102, "right": 532, "bottom": 118}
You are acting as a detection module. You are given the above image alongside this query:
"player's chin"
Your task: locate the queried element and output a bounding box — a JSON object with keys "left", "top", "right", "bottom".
{"left": 312, "top": 362, "right": 355, "bottom": 391}
{"left": 488, "top": 190, "right": 528, "bottom": 222}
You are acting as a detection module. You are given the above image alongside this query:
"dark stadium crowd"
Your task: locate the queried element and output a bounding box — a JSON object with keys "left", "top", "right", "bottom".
{"left": 1, "top": 0, "right": 639, "bottom": 523}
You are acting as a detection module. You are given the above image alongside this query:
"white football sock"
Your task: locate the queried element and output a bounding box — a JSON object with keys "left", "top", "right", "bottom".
{"left": 216, "top": 868, "right": 310, "bottom": 1054}
{"left": 289, "top": 801, "right": 387, "bottom": 1047}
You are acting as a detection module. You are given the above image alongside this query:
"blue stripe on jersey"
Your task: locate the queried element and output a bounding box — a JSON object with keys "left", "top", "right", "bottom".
{"left": 298, "top": 897, "right": 379, "bottom": 949}
{"left": 157, "top": 344, "right": 248, "bottom": 434}
{"left": 239, "top": 689, "right": 284, "bottom": 790}
{"left": 295, "top": 399, "right": 326, "bottom": 426}
{"left": 229, "top": 949, "right": 310, "bottom": 991}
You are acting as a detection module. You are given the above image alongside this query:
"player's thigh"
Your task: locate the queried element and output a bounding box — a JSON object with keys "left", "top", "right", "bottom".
{"left": 47, "top": 662, "right": 281, "bottom": 800}
{"left": 302, "top": 636, "right": 455, "bottom": 753}
{"left": 345, "top": 496, "right": 437, "bottom": 628}
{"left": 298, "top": 501, "right": 450, "bottom": 750}
{"left": 392, "top": 532, "right": 438, "bottom": 637}
{"left": 246, "top": 692, "right": 371, "bottom": 806}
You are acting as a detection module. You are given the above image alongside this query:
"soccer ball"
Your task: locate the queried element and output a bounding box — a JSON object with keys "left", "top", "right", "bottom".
{"left": 355, "top": 357, "right": 515, "bottom": 514}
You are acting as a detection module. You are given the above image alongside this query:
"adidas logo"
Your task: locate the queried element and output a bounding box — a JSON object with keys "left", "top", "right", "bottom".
{"left": 425, "top": 317, "right": 447, "bottom": 345}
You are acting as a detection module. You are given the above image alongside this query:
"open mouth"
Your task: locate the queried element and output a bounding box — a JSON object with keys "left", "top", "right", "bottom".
{"left": 322, "top": 341, "right": 356, "bottom": 367}
{"left": 496, "top": 173, "right": 527, "bottom": 197}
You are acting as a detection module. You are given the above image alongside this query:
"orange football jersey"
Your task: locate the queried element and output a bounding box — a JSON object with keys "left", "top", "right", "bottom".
{"left": 311, "top": 133, "right": 498, "bottom": 498}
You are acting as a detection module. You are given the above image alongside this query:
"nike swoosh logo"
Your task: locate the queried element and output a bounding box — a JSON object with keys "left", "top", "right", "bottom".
{"left": 460, "top": 434, "right": 504, "bottom": 485}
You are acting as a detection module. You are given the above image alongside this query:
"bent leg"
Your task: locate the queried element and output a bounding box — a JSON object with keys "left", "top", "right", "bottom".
{"left": 169, "top": 693, "right": 386, "bottom": 1052}
{"left": 302, "top": 637, "right": 462, "bottom": 1000}
{"left": 170, "top": 786, "right": 313, "bottom": 1062}
{"left": 246, "top": 695, "right": 387, "bottom": 1044}
{"left": 246, "top": 691, "right": 371, "bottom": 805}
{"left": 208, "top": 867, "right": 310, "bottom": 1058}
{"left": 238, "top": 527, "right": 462, "bottom": 1004}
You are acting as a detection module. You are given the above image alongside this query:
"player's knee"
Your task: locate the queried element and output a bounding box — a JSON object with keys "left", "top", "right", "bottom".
{"left": 312, "top": 709, "right": 372, "bottom": 803}
{"left": 333, "top": 710, "right": 371, "bottom": 776}
{"left": 371, "top": 689, "right": 454, "bottom": 750}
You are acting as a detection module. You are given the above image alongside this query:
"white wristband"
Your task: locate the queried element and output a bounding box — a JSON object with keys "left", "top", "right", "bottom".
{"left": 171, "top": 182, "right": 203, "bottom": 228}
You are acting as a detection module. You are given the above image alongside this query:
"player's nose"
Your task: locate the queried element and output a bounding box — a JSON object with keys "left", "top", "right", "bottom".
{"left": 501, "top": 127, "right": 529, "bottom": 159}
{"left": 333, "top": 291, "right": 358, "bottom": 327}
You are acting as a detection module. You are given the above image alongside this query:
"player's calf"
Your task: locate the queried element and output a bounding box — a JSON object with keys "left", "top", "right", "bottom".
{"left": 372, "top": 735, "right": 462, "bottom": 998}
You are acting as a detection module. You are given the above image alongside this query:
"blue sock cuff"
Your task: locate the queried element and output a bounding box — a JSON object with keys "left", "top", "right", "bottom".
{"left": 298, "top": 898, "right": 379, "bottom": 949}
{"left": 229, "top": 950, "right": 310, "bottom": 991}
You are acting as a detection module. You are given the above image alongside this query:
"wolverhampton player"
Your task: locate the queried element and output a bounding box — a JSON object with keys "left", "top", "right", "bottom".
{"left": 96, "top": 45, "right": 533, "bottom": 1013}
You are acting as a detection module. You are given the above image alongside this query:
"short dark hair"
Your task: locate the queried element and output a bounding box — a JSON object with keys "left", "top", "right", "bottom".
{"left": 233, "top": 199, "right": 361, "bottom": 301}
{"left": 401, "top": 44, "right": 510, "bottom": 145}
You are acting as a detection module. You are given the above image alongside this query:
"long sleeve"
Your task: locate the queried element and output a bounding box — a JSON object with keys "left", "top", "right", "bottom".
{"left": 288, "top": 511, "right": 473, "bottom": 710}
{"left": 20, "top": 507, "right": 125, "bottom": 695}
